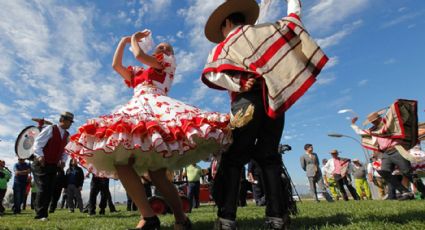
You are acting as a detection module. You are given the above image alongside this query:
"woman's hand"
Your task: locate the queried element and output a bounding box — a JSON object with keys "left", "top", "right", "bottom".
{"left": 132, "top": 30, "right": 151, "bottom": 41}
{"left": 121, "top": 36, "right": 131, "bottom": 44}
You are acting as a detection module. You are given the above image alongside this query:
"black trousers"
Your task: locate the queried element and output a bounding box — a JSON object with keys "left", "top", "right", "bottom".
{"left": 188, "top": 181, "right": 200, "bottom": 211}
{"left": 334, "top": 176, "right": 359, "bottom": 201}
{"left": 49, "top": 184, "right": 63, "bottom": 212}
{"left": 252, "top": 173, "right": 265, "bottom": 205}
{"left": 213, "top": 90, "right": 287, "bottom": 220}
{"left": 89, "top": 178, "right": 110, "bottom": 213}
{"left": 31, "top": 192, "right": 37, "bottom": 210}
{"left": 0, "top": 188, "right": 6, "bottom": 214}
{"left": 101, "top": 185, "right": 116, "bottom": 212}
{"left": 32, "top": 163, "right": 58, "bottom": 218}
{"left": 378, "top": 150, "right": 425, "bottom": 195}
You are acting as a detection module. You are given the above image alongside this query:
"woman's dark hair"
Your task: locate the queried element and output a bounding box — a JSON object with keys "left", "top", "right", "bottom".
{"left": 221, "top": 12, "right": 246, "bottom": 28}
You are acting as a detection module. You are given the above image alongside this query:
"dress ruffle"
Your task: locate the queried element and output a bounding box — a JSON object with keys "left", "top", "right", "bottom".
{"left": 66, "top": 84, "right": 231, "bottom": 178}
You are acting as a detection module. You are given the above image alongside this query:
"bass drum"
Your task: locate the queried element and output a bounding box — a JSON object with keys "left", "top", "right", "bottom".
{"left": 15, "top": 126, "right": 40, "bottom": 159}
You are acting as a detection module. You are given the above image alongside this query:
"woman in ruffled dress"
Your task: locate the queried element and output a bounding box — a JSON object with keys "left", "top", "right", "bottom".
{"left": 66, "top": 30, "right": 231, "bottom": 230}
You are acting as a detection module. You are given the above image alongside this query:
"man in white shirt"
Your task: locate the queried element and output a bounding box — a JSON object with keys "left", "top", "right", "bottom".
{"left": 31, "top": 112, "right": 73, "bottom": 221}
{"left": 367, "top": 156, "right": 386, "bottom": 199}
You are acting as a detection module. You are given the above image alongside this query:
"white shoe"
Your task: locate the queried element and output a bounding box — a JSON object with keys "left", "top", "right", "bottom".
{"left": 39, "top": 217, "right": 48, "bottom": 221}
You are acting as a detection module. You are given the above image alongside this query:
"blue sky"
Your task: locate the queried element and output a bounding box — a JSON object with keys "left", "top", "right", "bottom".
{"left": 1, "top": 0, "right": 424, "bottom": 201}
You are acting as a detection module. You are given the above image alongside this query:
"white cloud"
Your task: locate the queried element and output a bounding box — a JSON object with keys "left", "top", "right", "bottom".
{"left": 176, "top": 31, "right": 184, "bottom": 38}
{"left": 316, "top": 73, "right": 336, "bottom": 85}
{"left": 305, "top": 0, "right": 368, "bottom": 33}
{"left": 324, "top": 56, "right": 339, "bottom": 69}
{"left": 84, "top": 99, "right": 102, "bottom": 115}
{"left": 384, "top": 58, "right": 396, "bottom": 65}
{"left": 0, "top": 102, "right": 10, "bottom": 115}
{"left": 358, "top": 79, "right": 368, "bottom": 86}
{"left": 316, "top": 20, "right": 363, "bottom": 49}
{"left": 381, "top": 11, "right": 423, "bottom": 28}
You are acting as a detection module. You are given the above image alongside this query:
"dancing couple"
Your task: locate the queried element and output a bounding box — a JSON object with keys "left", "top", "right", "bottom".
{"left": 66, "top": 0, "right": 327, "bottom": 229}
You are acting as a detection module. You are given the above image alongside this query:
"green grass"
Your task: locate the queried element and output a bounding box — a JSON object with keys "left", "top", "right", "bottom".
{"left": 1, "top": 200, "right": 425, "bottom": 229}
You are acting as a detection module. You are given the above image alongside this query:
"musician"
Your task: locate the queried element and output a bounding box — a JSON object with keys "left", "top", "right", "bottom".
{"left": 12, "top": 158, "right": 31, "bottom": 214}
{"left": 32, "top": 112, "right": 73, "bottom": 220}
{"left": 323, "top": 150, "right": 359, "bottom": 201}
{"left": 0, "top": 160, "right": 12, "bottom": 216}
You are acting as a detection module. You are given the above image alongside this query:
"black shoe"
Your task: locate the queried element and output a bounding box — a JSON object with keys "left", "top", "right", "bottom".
{"left": 128, "top": 216, "right": 160, "bottom": 230}
{"left": 264, "top": 216, "right": 289, "bottom": 230}
{"left": 214, "top": 218, "right": 237, "bottom": 230}
{"left": 398, "top": 193, "right": 414, "bottom": 201}
{"left": 82, "top": 209, "right": 88, "bottom": 213}
{"left": 99, "top": 209, "right": 105, "bottom": 215}
{"left": 110, "top": 209, "right": 119, "bottom": 213}
{"left": 175, "top": 217, "right": 192, "bottom": 230}
{"left": 88, "top": 211, "right": 96, "bottom": 216}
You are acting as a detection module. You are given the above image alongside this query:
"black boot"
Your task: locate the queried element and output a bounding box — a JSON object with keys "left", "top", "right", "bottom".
{"left": 128, "top": 216, "right": 160, "bottom": 230}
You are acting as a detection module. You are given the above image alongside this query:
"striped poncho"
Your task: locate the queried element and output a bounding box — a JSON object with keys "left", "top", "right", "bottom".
{"left": 202, "top": 13, "right": 328, "bottom": 118}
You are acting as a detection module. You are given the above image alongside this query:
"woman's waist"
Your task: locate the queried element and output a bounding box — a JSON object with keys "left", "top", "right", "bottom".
{"left": 134, "top": 81, "right": 167, "bottom": 96}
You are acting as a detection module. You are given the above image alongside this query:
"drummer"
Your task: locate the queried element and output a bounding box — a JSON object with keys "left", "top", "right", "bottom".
{"left": 31, "top": 112, "right": 74, "bottom": 221}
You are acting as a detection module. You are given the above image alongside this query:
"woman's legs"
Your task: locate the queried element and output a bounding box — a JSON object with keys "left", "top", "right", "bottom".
{"left": 116, "top": 164, "right": 155, "bottom": 227}
{"left": 149, "top": 169, "right": 186, "bottom": 223}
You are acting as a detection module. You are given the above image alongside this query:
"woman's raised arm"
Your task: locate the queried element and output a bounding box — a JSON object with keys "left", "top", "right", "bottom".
{"left": 112, "top": 36, "right": 133, "bottom": 82}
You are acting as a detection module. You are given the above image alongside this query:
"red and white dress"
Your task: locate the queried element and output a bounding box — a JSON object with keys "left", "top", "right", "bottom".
{"left": 66, "top": 54, "right": 231, "bottom": 178}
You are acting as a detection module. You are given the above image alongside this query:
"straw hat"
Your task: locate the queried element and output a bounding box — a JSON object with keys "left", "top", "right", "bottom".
{"left": 204, "top": 0, "right": 259, "bottom": 43}
{"left": 60, "top": 111, "right": 74, "bottom": 122}
{"left": 352, "top": 158, "right": 359, "bottom": 162}
{"left": 329, "top": 149, "right": 339, "bottom": 155}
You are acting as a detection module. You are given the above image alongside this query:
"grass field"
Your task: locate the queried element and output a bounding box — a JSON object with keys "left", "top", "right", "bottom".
{"left": 1, "top": 200, "right": 425, "bottom": 230}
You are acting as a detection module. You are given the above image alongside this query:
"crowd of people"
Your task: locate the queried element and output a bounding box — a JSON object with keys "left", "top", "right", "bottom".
{"left": 1, "top": 0, "right": 425, "bottom": 230}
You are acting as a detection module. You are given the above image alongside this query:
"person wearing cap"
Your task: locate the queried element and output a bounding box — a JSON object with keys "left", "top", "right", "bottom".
{"left": 0, "top": 160, "right": 12, "bottom": 216}
{"left": 200, "top": 0, "right": 328, "bottom": 228}
{"left": 31, "top": 112, "right": 74, "bottom": 221}
{"left": 351, "top": 159, "right": 372, "bottom": 200}
{"left": 300, "top": 144, "right": 333, "bottom": 202}
{"left": 351, "top": 111, "right": 425, "bottom": 201}
{"left": 323, "top": 150, "right": 359, "bottom": 201}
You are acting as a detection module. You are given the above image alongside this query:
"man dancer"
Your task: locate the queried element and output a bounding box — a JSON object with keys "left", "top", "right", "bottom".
{"left": 202, "top": 0, "right": 327, "bottom": 229}
{"left": 351, "top": 106, "right": 425, "bottom": 200}
{"left": 32, "top": 112, "right": 73, "bottom": 221}
{"left": 300, "top": 144, "right": 333, "bottom": 202}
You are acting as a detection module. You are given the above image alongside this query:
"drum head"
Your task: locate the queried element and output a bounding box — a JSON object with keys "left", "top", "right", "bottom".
{"left": 15, "top": 126, "right": 40, "bottom": 159}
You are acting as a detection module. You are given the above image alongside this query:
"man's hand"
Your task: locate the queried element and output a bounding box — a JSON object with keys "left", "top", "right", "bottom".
{"left": 37, "top": 156, "right": 45, "bottom": 167}
{"left": 351, "top": 117, "right": 358, "bottom": 124}
{"left": 241, "top": 78, "right": 256, "bottom": 92}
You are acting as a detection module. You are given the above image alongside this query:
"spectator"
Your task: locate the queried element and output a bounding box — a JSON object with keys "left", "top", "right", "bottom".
{"left": 352, "top": 159, "right": 372, "bottom": 200}
{"left": 322, "top": 159, "right": 340, "bottom": 200}
{"left": 367, "top": 156, "right": 386, "bottom": 199}
{"left": 49, "top": 167, "right": 66, "bottom": 213}
{"left": 324, "top": 150, "right": 359, "bottom": 201}
{"left": 183, "top": 163, "right": 202, "bottom": 212}
{"left": 87, "top": 172, "right": 117, "bottom": 216}
{"left": 247, "top": 160, "right": 265, "bottom": 206}
{"left": 30, "top": 178, "right": 38, "bottom": 210}
{"left": 0, "top": 160, "right": 12, "bottom": 216}
{"left": 300, "top": 144, "right": 333, "bottom": 202}
{"left": 12, "top": 158, "right": 30, "bottom": 214}
{"left": 65, "top": 159, "right": 84, "bottom": 213}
